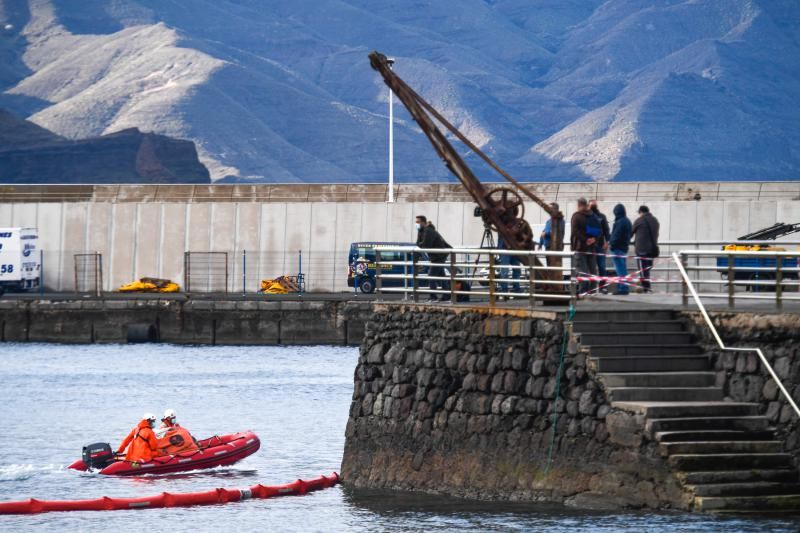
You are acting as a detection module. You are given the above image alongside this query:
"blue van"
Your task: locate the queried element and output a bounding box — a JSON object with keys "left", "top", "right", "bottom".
{"left": 347, "top": 242, "right": 414, "bottom": 294}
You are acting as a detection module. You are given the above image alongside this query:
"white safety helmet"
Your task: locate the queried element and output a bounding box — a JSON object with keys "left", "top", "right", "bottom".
{"left": 162, "top": 408, "right": 177, "bottom": 422}
{"left": 143, "top": 412, "right": 157, "bottom": 427}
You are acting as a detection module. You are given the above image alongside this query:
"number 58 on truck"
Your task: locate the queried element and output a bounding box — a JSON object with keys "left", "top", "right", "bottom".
{"left": 0, "top": 227, "right": 40, "bottom": 291}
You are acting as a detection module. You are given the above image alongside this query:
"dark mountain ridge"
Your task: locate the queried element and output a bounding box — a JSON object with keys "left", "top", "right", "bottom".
{"left": 0, "top": 109, "right": 210, "bottom": 183}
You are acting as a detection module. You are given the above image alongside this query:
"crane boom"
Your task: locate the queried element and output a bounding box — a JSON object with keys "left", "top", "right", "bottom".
{"left": 369, "top": 51, "right": 564, "bottom": 273}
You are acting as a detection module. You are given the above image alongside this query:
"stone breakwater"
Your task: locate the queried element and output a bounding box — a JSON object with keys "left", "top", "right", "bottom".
{"left": 341, "top": 305, "right": 685, "bottom": 509}
{"left": 683, "top": 312, "right": 800, "bottom": 467}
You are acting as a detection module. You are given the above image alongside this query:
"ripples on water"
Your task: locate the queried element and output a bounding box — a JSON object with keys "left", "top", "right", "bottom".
{"left": 0, "top": 343, "right": 796, "bottom": 532}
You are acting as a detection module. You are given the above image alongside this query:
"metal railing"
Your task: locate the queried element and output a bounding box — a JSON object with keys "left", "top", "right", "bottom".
{"left": 372, "top": 245, "right": 576, "bottom": 307}
{"left": 673, "top": 252, "right": 800, "bottom": 419}
{"left": 6, "top": 239, "right": 799, "bottom": 299}
{"left": 558, "top": 240, "right": 800, "bottom": 303}
{"left": 676, "top": 249, "right": 800, "bottom": 308}
{"left": 370, "top": 243, "right": 800, "bottom": 311}
{"left": 592, "top": 240, "right": 800, "bottom": 296}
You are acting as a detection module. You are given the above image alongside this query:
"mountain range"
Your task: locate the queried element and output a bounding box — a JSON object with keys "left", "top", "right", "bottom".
{"left": 1, "top": 0, "right": 798, "bottom": 183}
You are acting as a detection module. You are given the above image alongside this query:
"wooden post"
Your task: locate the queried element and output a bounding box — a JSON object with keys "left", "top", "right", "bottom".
{"left": 549, "top": 212, "right": 564, "bottom": 269}
{"left": 376, "top": 250, "right": 383, "bottom": 295}
{"left": 412, "top": 252, "right": 418, "bottom": 303}
{"left": 449, "top": 251, "right": 457, "bottom": 304}
{"left": 776, "top": 256, "right": 783, "bottom": 310}
{"left": 403, "top": 252, "right": 409, "bottom": 301}
{"left": 528, "top": 252, "right": 535, "bottom": 308}
{"left": 727, "top": 253, "right": 734, "bottom": 308}
{"left": 569, "top": 252, "right": 577, "bottom": 306}
{"left": 488, "top": 252, "right": 496, "bottom": 306}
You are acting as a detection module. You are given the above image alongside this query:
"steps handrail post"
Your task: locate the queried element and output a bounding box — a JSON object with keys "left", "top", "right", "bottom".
{"left": 673, "top": 251, "right": 800, "bottom": 419}
{"left": 680, "top": 252, "right": 688, "bottom": 306}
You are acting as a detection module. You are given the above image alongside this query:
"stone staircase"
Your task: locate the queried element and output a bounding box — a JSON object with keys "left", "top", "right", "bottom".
{"left": 574, "top": 309, "right": 800, "bottom": 513}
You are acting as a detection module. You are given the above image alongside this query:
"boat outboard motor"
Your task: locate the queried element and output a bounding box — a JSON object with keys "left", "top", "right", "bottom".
{"left": 82, "top": 442, "right": 115, "bottom": 470}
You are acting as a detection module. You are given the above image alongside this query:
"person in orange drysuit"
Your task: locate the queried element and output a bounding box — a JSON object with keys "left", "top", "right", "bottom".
{"left": 156, "top": 408, "right": 199, "bottom": 454}
{"left": 156, "top": 408, "right": 179, "bottom": 437}
{"left": 117, "top": 413, "right": 160, "bottom": 462}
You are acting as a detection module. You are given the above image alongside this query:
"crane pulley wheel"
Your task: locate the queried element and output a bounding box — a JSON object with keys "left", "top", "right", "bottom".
{"left": 483, "top": 187, "right": 525, "bottom": 230}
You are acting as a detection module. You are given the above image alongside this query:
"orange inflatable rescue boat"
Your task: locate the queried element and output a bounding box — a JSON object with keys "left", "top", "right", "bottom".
{"left": 69, "top": 431, "right": 260, "bottom": 476}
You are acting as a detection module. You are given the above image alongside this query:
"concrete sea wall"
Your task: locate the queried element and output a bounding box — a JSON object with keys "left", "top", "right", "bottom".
{"left": 0, "top": 183, "right": 798, "bottom": 292}
{"left": 341, "top": 305, "right": 687, "bottom": 509}
{"left": 0, "top": 298, "right": 371, "bottom": 345}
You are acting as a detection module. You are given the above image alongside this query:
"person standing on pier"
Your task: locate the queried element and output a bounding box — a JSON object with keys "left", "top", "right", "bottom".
{"left": 570, "top": 197, "right": 598, "bottom": 294}
{"left": 497, "top": 233, "right": 521, "bottom": 298}
{"left": 609, "top": 204, "right": 633, "bottom": 295}
{"left": 589, "top": 200, "right": 611, "bottom": 293}
{"left": 632, "top": 205, "right": 660, "bottom": 293}
{"left": 416, "top": 215, "right": 451, "bottom": 301}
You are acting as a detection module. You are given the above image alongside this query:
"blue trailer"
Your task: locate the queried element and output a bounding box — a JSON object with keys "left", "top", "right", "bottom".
{"left": 715, "top": 223, "right": 800, "bottom": 291}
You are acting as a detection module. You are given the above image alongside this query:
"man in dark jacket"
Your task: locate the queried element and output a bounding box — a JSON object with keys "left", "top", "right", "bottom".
{"left": 570, "top": 197, "right": 597, "bottom": 294}
{"left": 416, "top": 215, "right": 451, "bottom": 300}
{"left": 589, "top": 200, "right": 611, "bottom": 293}
{"left": 632, "top": 205, "right": 660, "bottom": 293}
{"left": 608, "top": 204, "right": 633, "bottom": 295}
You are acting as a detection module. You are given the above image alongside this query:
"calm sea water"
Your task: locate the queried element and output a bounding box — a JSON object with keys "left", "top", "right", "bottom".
{"left": 0, "top": 343, "right": 796, "bottom": 532}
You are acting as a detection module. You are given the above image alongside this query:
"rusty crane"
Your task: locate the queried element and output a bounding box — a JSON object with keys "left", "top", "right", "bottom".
{"left": 369, "top": 51, "right": 565, "bottom": 280}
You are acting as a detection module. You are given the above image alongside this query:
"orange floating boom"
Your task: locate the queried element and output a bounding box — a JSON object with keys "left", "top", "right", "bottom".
{"left": 0, "top": 472, "right": 339, "bottom": 515}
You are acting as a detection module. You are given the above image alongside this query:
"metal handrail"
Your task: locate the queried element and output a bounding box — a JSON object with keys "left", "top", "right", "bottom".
{"left": 368, "top": 244, "right": 799, "bottom": 307}
{"left": 658, "top": 240, "right": 800, "bottom": 246}
{"left": 680, "top": 250, "right": 800, "bottom": 256}
{"left": 672, "top": 251, "right": 800, "bottom": 419}
{"left": 370, "top": 245, "right": 576, "bottom": 306}
{"left": 375, "top": 245, "right": 573, "bottom": 257}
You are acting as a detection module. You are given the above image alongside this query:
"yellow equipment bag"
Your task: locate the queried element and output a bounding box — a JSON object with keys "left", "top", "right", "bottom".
{"left": 259, "top": 275, "right": 298, "bottom": 294}
{"left": 261, "top": 280, "right": 289, "bottom": 294}
{"left": 118, "top": 277, "right": 180, "bottom": 293}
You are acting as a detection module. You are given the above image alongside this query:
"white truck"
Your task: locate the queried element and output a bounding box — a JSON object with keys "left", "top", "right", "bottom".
{"left": 0, "top": 227, "right": 40, "bottom": 292}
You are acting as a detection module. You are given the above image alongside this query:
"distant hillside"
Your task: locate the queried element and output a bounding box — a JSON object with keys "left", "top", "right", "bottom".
{"left": 1, "top": 0, "right": 798, "bottom": 183}
{"left": 0, "top": 109, "right": 210, "bottom": 183}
